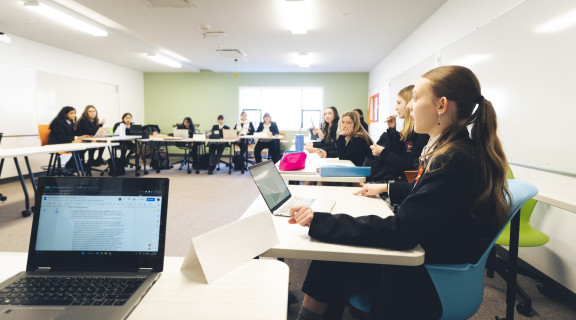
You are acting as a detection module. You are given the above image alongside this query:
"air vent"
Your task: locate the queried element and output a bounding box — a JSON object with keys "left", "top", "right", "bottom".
{"left": 140, "top": 0, "right": 198, "bottom": 8}
{"left": 203, "top": 31, "right": 227, "bottom": 39}
{"left": 213, "top": 49, "right": 248, "bottom": 60}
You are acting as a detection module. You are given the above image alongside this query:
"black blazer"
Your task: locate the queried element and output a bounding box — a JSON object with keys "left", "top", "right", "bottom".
{"left": 373, "top": 128, "right": 429, "bottom": 177}
{"left": 330, "top": 135, "right": 371, "bottom": 167}
{"left": 113, "top": 122, "right": 135, "bottom": 135}
{"left": 210, "top": 124, "right": 230, "bottom": 139}
{"left": 255, "top": 122, "right": 279, "bottom": 136}
{"left": 312, "top": 122, "right": 338, "bottom": 149}
{"left": 307, "top": 129, "right": 493, "bottom": 317}
{"left": 177, "top": 123, "right": 195, "bottom": 138}
{"left": 48, "top": 118, "right": 75, "bottom": 144}
{"left": 75, "top": 118, "right": 101, "bottom": 136}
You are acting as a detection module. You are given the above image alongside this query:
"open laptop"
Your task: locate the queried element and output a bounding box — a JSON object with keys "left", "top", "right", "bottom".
{"left": 0, "top": 176, "right": 169, "bottom": 320}
{"left": 93, "top": 127, "right": 109, "bottom": 138}
{"left": 222, "top": 129, "right": 238, "bottom": 140}
{"left": 173, "top": 129, "right": 189, "bottom": 138}
{"left": 247, "top": 160, "right": 335, "bottom": 216}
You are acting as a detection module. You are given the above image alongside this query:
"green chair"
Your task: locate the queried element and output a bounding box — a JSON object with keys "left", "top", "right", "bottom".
{"left": 488, "top": 167, "right": 549, "bottom": 316}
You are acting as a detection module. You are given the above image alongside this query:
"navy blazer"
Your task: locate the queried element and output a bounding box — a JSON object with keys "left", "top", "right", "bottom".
{"left": 210, "top": 124, "right": 230, "bottom": 138}
{"left": 75, "top": 118, "right": 101, "bottom": 136}
{"left": 255, "top": 122, "right": 279, "bottom": 136}
{"left": 48, "top": 118, "right": 75, "bottom": 144}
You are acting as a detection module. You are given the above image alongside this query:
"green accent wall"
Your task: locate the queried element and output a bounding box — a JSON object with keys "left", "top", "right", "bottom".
{"left": 144, "top": 71, "right": 369, "bottom": 135}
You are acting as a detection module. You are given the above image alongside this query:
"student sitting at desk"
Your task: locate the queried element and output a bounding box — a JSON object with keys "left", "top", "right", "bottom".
{"left": 354, "top": 108, "right": 369, "bottom": 132}
{"left": 365, "top": 85, "right": 429, "bottom": 182}
{"left": 48, "top": 106, "right": 85, "bottom": 171}
{"left": 317, "top": 111, "right": 372, "bottom": 167}
{"left": 289, "top": 66, "right": 510, "bottom": 320}
{"left": 113, "top": 113, "right": 135, "bottom": 165}
{"left": 304, "top": 106, "right": 339, "bottom": 154}
{"left": 254, "top": 113, "right": 281, "bottom": 163}
{"left": 207, "top": 115, "right": 229, "bottom": 175}
{"left": 234, "top": 111, "right": 255, "bottom": 167}
{"left": 176, "top": 117, "right": 198, "bottom": 165}
{"left": 75, "top": 105, "right": 106, "bottom": 166}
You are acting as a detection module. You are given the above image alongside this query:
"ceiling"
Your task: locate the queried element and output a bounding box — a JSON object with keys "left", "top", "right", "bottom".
{"left": 0, "top": 0, "right": 447, "bottom": 73}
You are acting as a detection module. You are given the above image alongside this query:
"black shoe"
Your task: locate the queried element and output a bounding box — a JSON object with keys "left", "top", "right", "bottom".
{"left": 93, "top": 158, "right": 105, "bottom": 166}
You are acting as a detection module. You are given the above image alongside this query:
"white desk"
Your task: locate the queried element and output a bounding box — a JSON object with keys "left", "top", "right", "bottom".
{"left": 242, "top": 185, "right": 424, "bottom": 266}
{"left": 0, "top": 253, "right": 289, "bottom": 320}
{"left": 0, "top": 142, "right": 119, "bottom": 216}
{"left": 83, "top": 136, "right": 142, "bottom": 176}
{"left": 279, "top": 154, "right": 367, "bottom": 184}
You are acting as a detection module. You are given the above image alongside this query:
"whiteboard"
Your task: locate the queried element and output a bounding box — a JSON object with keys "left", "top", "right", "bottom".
{"left": 37, "top": 72, "right": 120, "bottom": 127}
{"left": 0, "top": 63, "right": 37, "bottom": 136}
{"left": 440, "top": 0, "right": 576, "bottom": 174}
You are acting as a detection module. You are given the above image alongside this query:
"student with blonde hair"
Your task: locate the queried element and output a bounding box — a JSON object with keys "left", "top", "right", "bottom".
{"left": 366, "top": 85, "right": 429, "bottom": 182}
{"left": 290, "top": 66, "right": 510, "bottom": 320}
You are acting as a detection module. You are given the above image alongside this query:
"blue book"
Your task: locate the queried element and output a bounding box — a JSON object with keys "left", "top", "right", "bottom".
{"left": 316, "top": 166, "right": 370, "bottom": 177}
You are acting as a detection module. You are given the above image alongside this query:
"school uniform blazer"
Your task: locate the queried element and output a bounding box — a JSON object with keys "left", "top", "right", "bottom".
{"left": 113, "top": 122, "right": 135, "bottom": 135}
{"left": 255, "top": 122, "right": 279, "bottom": 135}
{"left": 177, "top": 123, "right": 195, "bottom": 138}
{"left": 75, "top": 118, "right": 101, "bottom": 136}
{"left": 327, "top": 135, "right": 371, "bottom": 167}
{"left": 312, "top": 122, "right": 338, "bottom": 149}
{"left": 48, "top": 118, "right": 75, "bottom": 144}
{"left": 376, "top": 129, "right": 429, "bottom": 172}
{"left": 210, "top": 125, "right": 230, "bottom": 138}
{"left": 307, "top": 129, "right": 496, "bottom": 317}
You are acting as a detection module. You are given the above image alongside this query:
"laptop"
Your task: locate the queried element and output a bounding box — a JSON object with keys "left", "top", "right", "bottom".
{"left": 222, "top": 129, "right": 238, "bottom": 140}
{"left": 94, "top": 127, "right": 109, "bottom": 138}
{"left": 0, "top": 176, "right": 169, "bottom": 320}
{"left": 173, "top": 129, "right": 189, "bottom": 138}
{"left": 247, "top": 160, "right": 335, "bottom": 216}
{"left": 129, "top": 124, "right": 143, "bottom": 137}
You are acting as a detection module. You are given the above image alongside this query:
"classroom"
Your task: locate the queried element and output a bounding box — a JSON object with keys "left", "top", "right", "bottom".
{"left": 1, "top": 0, "right": 576, "bottom": 319}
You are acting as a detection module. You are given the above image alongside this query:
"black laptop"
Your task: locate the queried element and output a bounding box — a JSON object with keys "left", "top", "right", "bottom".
{"left": 0, "top": 176, "right": 169, "bottom": 320}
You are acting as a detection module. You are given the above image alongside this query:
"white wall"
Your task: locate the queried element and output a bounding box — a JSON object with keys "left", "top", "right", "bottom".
{"left": 0, "top": 35, "right": 144, "bottom": 178}
{"left": 369, "top": 0, "right": 576, "bottom": 293}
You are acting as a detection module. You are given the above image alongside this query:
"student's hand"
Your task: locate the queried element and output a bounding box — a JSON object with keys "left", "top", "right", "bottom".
{"left": 353, "top": 183, "right": 388, "bottom": 197}
{"left": 340, "top": 126, "right": 353, "bottom": 136}
{"left": 370, "top": 143, "right": 385, "bottom": 156}
{"left": 385, "top": 115, "right": 397, "bottom": 129}
{"left": 305, "top": 142, "right": 313, "bottom": 148}
{"left": 288, "top": 205, "right": 314, "bottom": 227}
{"left": 317, "top": 149, "right": 327, "bottom": 158}
{"left": 314, "top": 129, "right": 325, "bottom": 140}
{"left": 100, "top": 118, "right": 106, "bottom": 125}
{"left": 304, "top": 146, "right": 318, "bottom": 153}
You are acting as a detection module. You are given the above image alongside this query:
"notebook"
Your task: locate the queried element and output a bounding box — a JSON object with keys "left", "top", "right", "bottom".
{"left": 222, "top": 129, "right": 238, "bottom": 140}
{"left": 0, "top": 176, "right": 169, "bottom": 320}
{"left": 247, "top": 160, "right": 335, "bottom": 216}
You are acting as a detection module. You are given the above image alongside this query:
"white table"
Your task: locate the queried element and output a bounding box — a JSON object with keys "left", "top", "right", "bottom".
{"left": 242, "top": 185, "right": 425, "bottom": 266}
{"left": 279, "top": 154, "right": 367, "bottom": 184}
{"left": 0, "top": 142, "right": 119, "bottom": 216}
{"left": 83, "top": 136, "right": 142, "bottom": 176}
{"left": 0, "top": 253, "right": 289, "bottom": 320}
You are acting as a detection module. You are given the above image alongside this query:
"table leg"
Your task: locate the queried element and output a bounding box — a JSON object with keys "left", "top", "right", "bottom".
{"left": 71, "top": 151, "right": 85, "bottom": 177}
{"left": 107, "top": 145, "right": 117, "bottom": 177}
{"left": 228, "top": 143, "right": 233, "bottom": 175}
{"left": 135, "top": 138, "right": 141, "bottom": 177}
{"left": 13, "top": 158, "right": 32, "bottom": 217}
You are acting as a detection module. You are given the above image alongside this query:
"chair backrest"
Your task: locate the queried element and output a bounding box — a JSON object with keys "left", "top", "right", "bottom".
{"left": 38, "top": 125, "right": 51, "bottom": 146}
{"left": 424, "top": 179, "right": 538, "bottom": 320}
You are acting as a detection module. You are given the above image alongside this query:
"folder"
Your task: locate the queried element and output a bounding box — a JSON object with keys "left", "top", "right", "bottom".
{"left": 316, "top": 166, "right": 370, "bottom": 177}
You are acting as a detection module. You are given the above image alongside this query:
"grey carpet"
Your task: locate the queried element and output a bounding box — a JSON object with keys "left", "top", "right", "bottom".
{"left": 1, "top": 163, "right": 575, "bottom": 319}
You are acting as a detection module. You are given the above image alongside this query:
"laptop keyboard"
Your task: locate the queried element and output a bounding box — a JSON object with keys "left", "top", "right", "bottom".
{"left": 275, "top": 196, "right": 314, "bottom": 215}
{"left": 0, "top": 276, "right": 146, "bottom": 306}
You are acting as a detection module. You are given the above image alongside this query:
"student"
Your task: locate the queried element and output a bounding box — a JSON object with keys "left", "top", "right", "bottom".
{"left": 48, "top": 106, "right": 83, "bottom": 171}
{"left": 75, "top": 105, "right": 106, "bottom": 166}
{"left": 366, "top": 85, "right": 429, "bottom": 182}
{"left": 317, "top": 111, "right": 372, "bottom": 167}
{"left": 234, "top": 111, "right": 255, "bottom": 167}
{"left": 289, "top": 66, "right": 510, "bottom": 320}
{"left": 304, "top": 106, "right": 339, "bottom": 154}
{"left": 113, "top": 113, "right": 135, "bottom": 165}
{"left": 176, "top": 117, "right": 198, "bottom": 163}
{"left": 354, "top": 108, "right": 369, "bottom": 132}
{"left": 207, "top": 115, "right": 229, "bottom": 174}
{"left": 254, "top": 113, "right": 281, "bottom": 163}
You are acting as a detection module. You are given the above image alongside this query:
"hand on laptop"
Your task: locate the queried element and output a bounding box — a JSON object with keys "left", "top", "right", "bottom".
{"left": 354, "top": 183, "right": 388, "bottom": 197}
{"left": 288, "top": 205, "right": 314, "bottom": 227}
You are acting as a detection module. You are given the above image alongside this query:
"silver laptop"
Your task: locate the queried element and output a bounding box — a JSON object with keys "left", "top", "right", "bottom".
{"left": 247, "top": 160, "right": 335, "bottom": 216}
{"left": 222, "top": 129, "right": 238, "bottom": 140}
{"left": 173, "top": 129, "right": 189, "bottom": 138}
{"left": 0, "top": 176, "right": 169, "bottom": 320}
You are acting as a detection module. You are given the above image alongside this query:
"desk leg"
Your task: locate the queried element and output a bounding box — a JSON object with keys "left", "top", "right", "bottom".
{"left": 24, "top": 156, "right": 37, "bottom": 214}
{"left": 135, "top": 138, "right": 141, "bottom": 177}
{"left": 107, "top": 145, "right": 117, "bottom": 177}
{"left": 0, "top": 159, "right": 6, "bottom": 202}
{"left": 13, "top": 158, "right": 32, "bottom": 217}
{"left": 142, "top": 143, "right": 149, "bottom": 175}
{"left": 228, "top": 143, "right": 233, "bottom": 175}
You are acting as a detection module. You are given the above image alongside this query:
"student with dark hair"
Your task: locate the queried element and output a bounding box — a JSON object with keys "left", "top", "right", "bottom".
{"left": 207, "top": 115, "right": 229, "bottom": 174}
{"left": 254, "top": 112, "right": 281, "bottom": 163}
{"left": 75, "top": 105, "right": 106, "bottom": 166}
{"left": 317, "top": 111, "right": 372, "bottom": 167}
{"left": 176, "top": 117, "right": 198, "bottom": 164}
{"left": 113, "top": 113, "right": 135, "bottom": 165}
{"left": 48, "top": 106, "right": 83, "bottom": 172}
{"left": 366, "top": 85, "right": 429, "bottom": 182}
{"left": 289, "top": 66, "right": 510, "bottom": 320}
{"left": 304, "top": 106, "right": 339, "bottom": 154}
{"left": 354, "top": 108, "right": 369, "bottom": 131}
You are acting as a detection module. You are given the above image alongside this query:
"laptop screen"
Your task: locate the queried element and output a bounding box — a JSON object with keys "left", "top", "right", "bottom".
{"left": 27, "top": 177, "right": 169, "bottom": 272}
{"left": 247, "top": 160, "right": 291, "bottom": 212}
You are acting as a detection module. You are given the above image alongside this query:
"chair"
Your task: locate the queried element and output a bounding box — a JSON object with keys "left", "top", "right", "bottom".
{"left": 487, "top": 169, "right": 549, "bottom": 316}
{"left": 38, "top": 125, "right": 60, "bottom": 175}
{"left": 348, "top": 179, "right": 538, "bottom": 320}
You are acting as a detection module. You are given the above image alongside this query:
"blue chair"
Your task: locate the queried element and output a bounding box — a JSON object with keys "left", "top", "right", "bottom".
{"left": 348, "top": 179, "right": 538, "bottom": 320}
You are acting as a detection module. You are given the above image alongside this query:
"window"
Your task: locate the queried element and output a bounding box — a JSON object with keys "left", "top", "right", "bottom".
{"left": 239, "top": 87, "right": 324, "bottom": 130}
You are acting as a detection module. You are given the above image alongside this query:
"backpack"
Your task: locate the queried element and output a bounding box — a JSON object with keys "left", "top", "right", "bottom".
{"left": 108, "top": 158, "right": 126, "bottom": 176}
{"left": 233, "top": 155, "right": 245, "bottom": 170}
{"left": 151, "top": 150, "right": 171, "bottom": 170}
